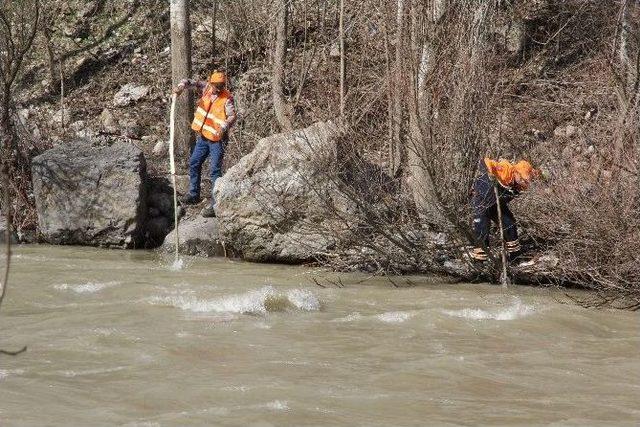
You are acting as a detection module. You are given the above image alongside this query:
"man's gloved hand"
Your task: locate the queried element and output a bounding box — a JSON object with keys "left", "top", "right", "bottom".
{"left": 173, "top": 82, "right": 186, "bottom": 95}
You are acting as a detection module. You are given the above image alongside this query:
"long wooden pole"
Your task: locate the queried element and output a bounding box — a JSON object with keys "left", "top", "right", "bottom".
{"left": 493, "top": 185, "right": 510, "bottom": 288}
{"left": 169, "top": 94, "right": 180, "bottom": 262}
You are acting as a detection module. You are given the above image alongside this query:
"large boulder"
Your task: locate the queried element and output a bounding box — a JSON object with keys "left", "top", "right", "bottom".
{"left": 214, "top": 121, "right": 355, "bottom": 262}
{"left": 31, "top": 139, "right": 148, "bottom": 248}
{"left": 162, "top": 215, "right": 225, "bottom": 257}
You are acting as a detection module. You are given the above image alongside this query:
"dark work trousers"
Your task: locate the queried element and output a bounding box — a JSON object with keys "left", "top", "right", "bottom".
{"left": 471, "top": 171, "right": 520, "bottom": 258}
{"left": 187, "top": 135, "right": 226, "bottom": 207}
{"left": 472, "top": 202, "right": 518, "bottom": 248}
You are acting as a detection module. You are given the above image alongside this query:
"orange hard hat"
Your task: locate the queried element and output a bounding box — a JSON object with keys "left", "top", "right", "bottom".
{"left": 513, "top": 160, "right": 539, "bottom": 190}
{"left": 484, "top": 158, "right": 514, "bottom": 186}
{"left": 209, "top": 71, "right": 226, "bottom": 84}
{"left": 484, "top": 157, "right": 539, "bottom": 189}
{"left": 513, "top": 160, "right": 535, "bottom": 181}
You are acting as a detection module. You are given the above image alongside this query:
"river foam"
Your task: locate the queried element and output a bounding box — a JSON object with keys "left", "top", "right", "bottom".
{"left": 442, "top": 298, "right": 535, "bottom": 320}
{"left": 169, "top": 258, "right": 185, "bottom": 271}
{"left": 149, "top": 285, "right": 320, "bottom": 315}
{"left": 0, "top": 369, "right": 25, "bottom": 380}
{"left": 54, "top": 281, "right": 120, "bottom": 294}
{"left": 376, "top": 311, "right": 415, "bottom": 323}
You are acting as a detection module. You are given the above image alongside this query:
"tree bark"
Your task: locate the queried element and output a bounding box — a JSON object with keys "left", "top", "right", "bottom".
{"left": 389, "top": 0, "right": 407, "bottom": 177}
{"left": 170, "top": 0, "right": 194, "bottom": 160}
{"left": 406, "top": 0, "right": 445, "bottom": 225}
{"left": 211, "top": 0, "right": 218, "bottom": 63}
{"left": 272, "top": 0, "right": 294, "bottom": 131}
{"left": 339, "top": 0, "right": 346, "bottom": 123}
{"left": 0, "top": 85, "right": 10, "bottom": 138}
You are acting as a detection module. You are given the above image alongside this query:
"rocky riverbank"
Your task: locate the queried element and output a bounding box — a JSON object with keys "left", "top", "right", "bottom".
{"left": 21, "top": 121, "right": 561, "bottom": 286}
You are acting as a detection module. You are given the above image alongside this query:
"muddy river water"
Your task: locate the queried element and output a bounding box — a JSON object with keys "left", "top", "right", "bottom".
{"left": 0, "top": 245, "right": 638, "bottom": 426}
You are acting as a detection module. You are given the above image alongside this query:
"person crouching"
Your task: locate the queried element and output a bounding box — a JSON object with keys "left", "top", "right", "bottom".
{"left": 469, "top": 157, "right": 539, "bottom": 263}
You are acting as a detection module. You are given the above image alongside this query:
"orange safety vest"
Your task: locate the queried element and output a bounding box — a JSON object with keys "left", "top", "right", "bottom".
{"left": 191, "top": 87, "right": 230, "bottom": 142}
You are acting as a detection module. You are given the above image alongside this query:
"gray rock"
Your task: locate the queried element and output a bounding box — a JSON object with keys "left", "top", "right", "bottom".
{"left": 31, "top": 139, "right": 148, "bottom": 248}
{"left": 113, "top": 83, "right": 149, "bottom": 107}
{"left": 75, "top": 128, "right": 98, "bottom": 139}
{"left": 51, "top": 107, "right": 70, "bottom": 127}
{"left": 100, "top": 109, "right": 119, "bottom": 133}
{"left": 195, "top": 17, "right": 232, "bottom": 41}
{"left": 214, "top": 121, "right": 354, "bottom": 262}
{"left": 162, "top": 216, "right": 225, "bottom": 257}
{"left": 17, "top": 108, "right": 30, "bottom": 123}
{"left": 78, "top": 0, "right": 99, "bottom": 18}
{"left": 585, "top": 145, "right": 595, "bottom": 156}
{"left": 538, "top": 253, "right": 559, "bottom": 268}
{"left": 152, "top": 140, "right": 167, "bottom": 156}
{"left": 70, "top": 120, "right": 86, "bottom": 132}
{"left": 443, "top": 259, "right": 470, "bottom": 277}
{"left": 554, "top": 123, "right": 578, "bottom": 139}
{"left": 121, "top": 119, "right": 142, "bottom": 139}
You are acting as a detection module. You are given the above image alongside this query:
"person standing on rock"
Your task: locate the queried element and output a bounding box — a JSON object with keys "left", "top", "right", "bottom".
{"left": 469, "top": 157, "right": 539, "bottom": 263}
{"left": 173, "top": 70, "right": 237, "bottom": 218}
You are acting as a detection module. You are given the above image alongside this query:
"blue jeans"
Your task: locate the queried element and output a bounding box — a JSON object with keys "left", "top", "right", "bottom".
{"left": 188, "top": 135, "right": 225, "bottom": 207}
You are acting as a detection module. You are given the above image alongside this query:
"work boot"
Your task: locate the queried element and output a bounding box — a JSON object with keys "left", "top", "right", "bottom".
{"left": 179, "top": 194, "right": 201, "bottom": 205}
{"left": 201, "top": 206, "right": 216, "bottom": 218}
{"left": 468, "top": 247, "right": 488, "bottom": 264}
{"left": 506, "top": 240, "right": 523, "bottom": 263}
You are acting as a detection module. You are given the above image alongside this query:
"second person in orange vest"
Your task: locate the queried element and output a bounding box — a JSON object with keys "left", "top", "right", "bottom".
{"left": 173, "top": 70, "right": 237, "bottom": 217}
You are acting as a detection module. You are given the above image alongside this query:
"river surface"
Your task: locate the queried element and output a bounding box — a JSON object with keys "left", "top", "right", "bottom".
{"left": 0, "top": 245, "right": 638, "bottom": 426}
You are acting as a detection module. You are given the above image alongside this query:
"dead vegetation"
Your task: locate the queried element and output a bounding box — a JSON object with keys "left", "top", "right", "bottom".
{"left": 2, "top": 0, "right": 639, "bottom": 308}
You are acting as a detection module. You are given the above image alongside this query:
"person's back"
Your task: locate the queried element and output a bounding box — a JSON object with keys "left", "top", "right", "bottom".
{"left": 469, "top": 158, "right": 538, "bottom": 262}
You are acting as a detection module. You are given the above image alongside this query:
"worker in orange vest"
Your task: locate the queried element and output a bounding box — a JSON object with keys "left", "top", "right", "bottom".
{"left": 173, "top": 70, "right": 237, "bottom": 217}
{"left": 469, "top": 158, "right": 539, "bottom": 263}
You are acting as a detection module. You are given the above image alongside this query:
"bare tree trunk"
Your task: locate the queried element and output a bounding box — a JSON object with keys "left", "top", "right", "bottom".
{"left": 339, "top": 0, "right": 346, "bottom": 123}
{"left": 42, "top": 26, "right": 57, "bottom": 86}
{"left": 211, "top": 0, "right": 218, "bottom": 63}
{"left": 170, "top": 0, "right": 194, "bottom": 160}
{"left": 406, "top": 0, "right": 445, "bottom": 224}
{"left": 389, "top": 0, "right": 407, "bottom": 177}
{"left": 382, "top": 13, "right": 394, "bottom": 168}
{"left": 272, "top": 0, "right": 294, "bottom": 131}
{"left": 612, "top": 0, "right": 638, "bottom": 169}
{"left": 619, "top": 0, "right": 632, "bottom": 90}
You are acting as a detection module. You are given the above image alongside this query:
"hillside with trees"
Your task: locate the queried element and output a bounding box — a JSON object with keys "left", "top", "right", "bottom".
{"left": 1, "top": 0, "right": 638, "bottom": 308}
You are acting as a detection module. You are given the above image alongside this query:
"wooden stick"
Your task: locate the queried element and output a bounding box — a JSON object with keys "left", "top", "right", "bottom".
{"left": 169, "top": 94, "right": 180, "bottom": 262}
{"left": 493, "top": 185, "right": 510, "bottom": 288}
